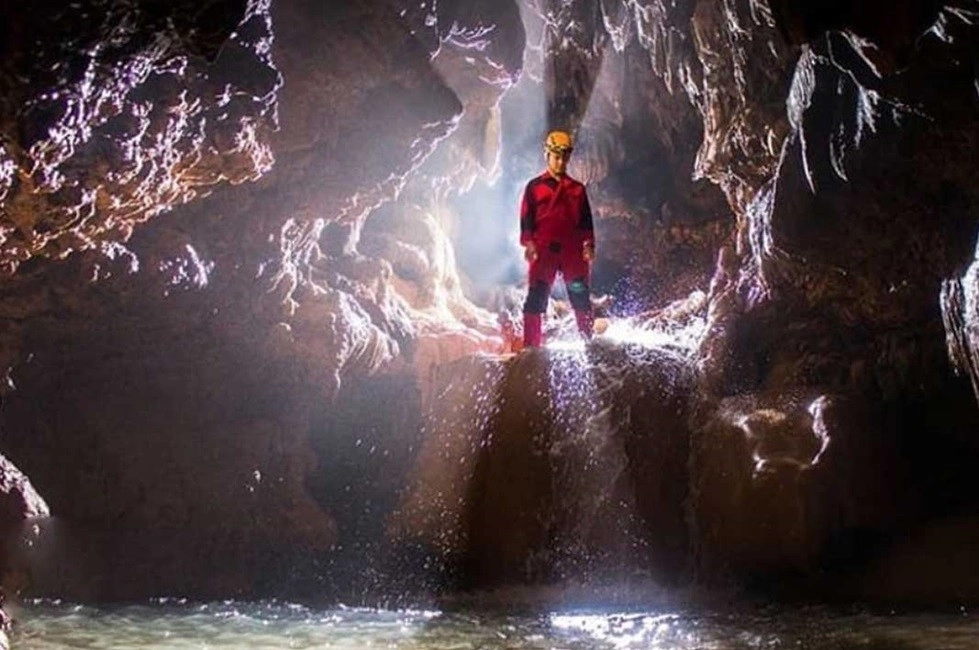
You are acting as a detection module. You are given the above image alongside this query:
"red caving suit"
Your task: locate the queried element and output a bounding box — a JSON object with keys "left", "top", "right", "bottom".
{"left": 519, "top": 171, "right": 595, "bottom": 346}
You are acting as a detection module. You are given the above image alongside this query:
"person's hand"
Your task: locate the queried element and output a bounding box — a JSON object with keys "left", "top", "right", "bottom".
{"left": 524, "top": 241, "right": 538, "bottom": 263}
{"left": 583, "top": 241, "right": 595, "bottom": 263}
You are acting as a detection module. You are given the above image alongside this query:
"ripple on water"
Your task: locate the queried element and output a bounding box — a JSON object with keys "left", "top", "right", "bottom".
{"left": 8, "top": 600, "right": 979, "bottom": 649}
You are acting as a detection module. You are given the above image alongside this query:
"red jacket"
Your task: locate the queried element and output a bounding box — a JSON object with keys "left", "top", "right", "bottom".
{"left": 519, "top": 172, "right": 594, "bottom": 248}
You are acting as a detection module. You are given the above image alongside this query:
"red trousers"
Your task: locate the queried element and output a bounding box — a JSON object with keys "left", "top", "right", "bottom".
{"left": 522, "top": 240, "right": 593, "bottom": 346}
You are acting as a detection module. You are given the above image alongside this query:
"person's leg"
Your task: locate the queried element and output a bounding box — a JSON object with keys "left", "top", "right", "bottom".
{"left": 572, "top": 303, "right": 594, "bottom": 338}
{"left": 563, "top": 253, "right": 593, "bottom": 339}
{"left": 523, "top": 253, "right": 557, "bottom": 347}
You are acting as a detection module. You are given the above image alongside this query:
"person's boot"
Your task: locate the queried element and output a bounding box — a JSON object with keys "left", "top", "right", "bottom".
{"left": 574, "top": 309, "right": 594, "bottom": 339}
{"left": 523, "top": 312, "right": 543, "bottom": 348}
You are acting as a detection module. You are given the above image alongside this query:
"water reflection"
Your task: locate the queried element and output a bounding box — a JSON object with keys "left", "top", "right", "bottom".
{"left": 550, "top": 613, "right": 688, "bottom": 649}
{"left": 9, "top": 600, "right": 979, "bottom": 649}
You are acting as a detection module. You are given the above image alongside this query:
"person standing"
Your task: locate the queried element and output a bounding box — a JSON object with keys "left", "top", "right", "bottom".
{"left": 519, "top": 129, "right": 595, "bottom": 348}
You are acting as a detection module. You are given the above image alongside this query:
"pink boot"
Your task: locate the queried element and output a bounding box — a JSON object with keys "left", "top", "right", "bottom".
{"left": 574, "top": 309, "right": 594, "bottom": 339}
{"left": 523, "top": 313, "right": 543, "bottom": 347}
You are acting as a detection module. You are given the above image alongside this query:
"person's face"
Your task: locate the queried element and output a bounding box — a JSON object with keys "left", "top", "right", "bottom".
{"left": 546, "top": 148, "right": 571, "bottom": 177}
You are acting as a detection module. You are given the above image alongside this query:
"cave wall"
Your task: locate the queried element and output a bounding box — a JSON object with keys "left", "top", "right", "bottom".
{"left": 0, "top": 0, "right": 525, "bottom": 599}
{"left": 0, "top": 0, "right": 977, "bottom": 604}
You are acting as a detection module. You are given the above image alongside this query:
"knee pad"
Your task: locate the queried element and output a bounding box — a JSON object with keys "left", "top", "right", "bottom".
{"left": 567, "top": 277, "right": 591, "bottom": 311}
{"left": 523, "top": 281, "right": 549, "bottom": 313}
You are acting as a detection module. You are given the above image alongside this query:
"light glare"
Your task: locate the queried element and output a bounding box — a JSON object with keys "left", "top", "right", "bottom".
{"left": 550, "top": 612, "right": 683, "bottom": 649}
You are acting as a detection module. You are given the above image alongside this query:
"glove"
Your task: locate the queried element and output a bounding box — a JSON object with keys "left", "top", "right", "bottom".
{"left": 524, "top": 241, "right": 538, "bottom": 263}
{"left": 582, "top": 241, "right": 595, "bottom": 263}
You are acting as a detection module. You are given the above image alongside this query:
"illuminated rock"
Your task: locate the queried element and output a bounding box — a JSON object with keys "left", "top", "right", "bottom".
{"left": 0, "top": 0, "right": 279, "bottom": 274}
{"left": 393, "top": 340, "right": 695, "bottom": 589}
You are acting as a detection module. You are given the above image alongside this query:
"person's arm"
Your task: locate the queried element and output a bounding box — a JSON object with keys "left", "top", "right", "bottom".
{"left": 520, "top": 181, "right": 538, "bottom": 261}
{"left": 579, "top": 186, "right": 595, "bottom": 261}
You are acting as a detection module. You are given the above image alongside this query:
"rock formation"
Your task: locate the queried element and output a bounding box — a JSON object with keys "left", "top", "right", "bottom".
{"left": 0, "top": 0, "right": 978, "bottom": 606}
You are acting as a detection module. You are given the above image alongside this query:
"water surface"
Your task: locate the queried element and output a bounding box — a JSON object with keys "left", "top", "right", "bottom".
{"left": 10, "top": 599, "right": 978, "bottom": 649}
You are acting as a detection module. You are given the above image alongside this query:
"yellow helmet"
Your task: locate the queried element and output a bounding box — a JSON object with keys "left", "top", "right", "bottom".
{"left": 544, "top": 130, "right": 574, "bottom": 154}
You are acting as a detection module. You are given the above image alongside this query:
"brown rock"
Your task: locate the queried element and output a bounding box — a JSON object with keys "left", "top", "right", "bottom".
{"left": 395, "top": 341, "right": 695, "bottom": 589}
{"left": 693, "top": 391, "right": 907, "bottom": 583}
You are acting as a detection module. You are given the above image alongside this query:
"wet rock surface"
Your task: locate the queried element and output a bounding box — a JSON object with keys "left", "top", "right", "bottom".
{"left": 692, "top": 391, "right": 909, "bottom": 586}
{"left": 391, "top": 344, "right": 941, "bottom": 600}
{"left": 392, "top": 343, "right": 693, "bottom": 590}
